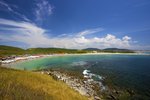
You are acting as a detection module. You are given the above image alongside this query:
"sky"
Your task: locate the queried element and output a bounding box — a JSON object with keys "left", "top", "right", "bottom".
{"left": 0, "top": 0, "right": 150, "bottom": 50}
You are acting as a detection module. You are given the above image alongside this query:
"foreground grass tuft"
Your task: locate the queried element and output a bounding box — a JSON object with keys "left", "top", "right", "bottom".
{"left": 0, "top": 67, "right": 87, "bottom": 100}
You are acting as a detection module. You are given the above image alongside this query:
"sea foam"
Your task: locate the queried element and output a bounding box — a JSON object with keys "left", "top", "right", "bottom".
{"left": 82, "top": 69, "right": 106, "bottom": 91}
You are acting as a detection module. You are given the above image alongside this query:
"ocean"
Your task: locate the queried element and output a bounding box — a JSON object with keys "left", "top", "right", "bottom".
{"left": 9, "top": 54, "right": 150, "bottom": 99}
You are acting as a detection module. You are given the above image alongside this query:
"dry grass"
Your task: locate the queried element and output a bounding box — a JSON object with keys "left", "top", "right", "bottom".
{"left": 0, "top": 67, "right": 87, "bottom": 100}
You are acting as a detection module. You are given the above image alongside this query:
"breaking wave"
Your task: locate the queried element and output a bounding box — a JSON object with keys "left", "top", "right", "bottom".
{"left": 83, "top": 69, "right": 106, "bottom": 91}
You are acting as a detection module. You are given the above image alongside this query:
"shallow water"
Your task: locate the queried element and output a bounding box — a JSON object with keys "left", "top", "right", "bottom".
{"left": 9, "top": 54, "right": 150, "bottom": 99}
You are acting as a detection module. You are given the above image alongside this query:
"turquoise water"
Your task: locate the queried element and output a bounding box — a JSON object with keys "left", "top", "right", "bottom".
{"left": 10, "top": 54, "right": 150, "bottom": 99}
{"left": 144, "top": 51, "right": 150, "bottom": 55}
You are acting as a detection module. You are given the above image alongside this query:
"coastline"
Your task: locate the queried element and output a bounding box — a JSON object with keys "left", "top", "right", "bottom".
{"left": 39, "top": 69, "right": 103, "bottom": 99}
{"left": 37, "top": 69, "right": 108, "bottom": 100}
{"left": 38, "top": 69, "right": 135, "bottom": 100}
{"left": 1, "top": 52, "right": 149, "bottom": 64}
{"left": 1, "top": 52, "right": 148, "bottom": 99}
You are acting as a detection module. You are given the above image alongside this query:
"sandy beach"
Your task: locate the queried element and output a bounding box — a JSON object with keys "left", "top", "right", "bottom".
{"left": 1, "top": 52, "right": 148, "bottom": 64}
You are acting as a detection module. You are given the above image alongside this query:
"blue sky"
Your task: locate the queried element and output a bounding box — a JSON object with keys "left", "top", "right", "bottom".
{"left": 0, "top": 0, "right": 150, "bottom": 50}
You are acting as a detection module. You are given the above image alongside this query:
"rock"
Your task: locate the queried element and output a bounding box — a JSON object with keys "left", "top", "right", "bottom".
{"left": 107, "top": 94, "right": 117, "bottom": 100}
{"left": 127, "top": 89, "right": 135, "bottom": 96}
{"left": 42, "top": 70, "right": 105, "bottom": 99}
{"left": 78, "top": 86, "right": 89, "bottom": 96}
{"left": 94, "top": 96, "right": 101, "bottom": 100}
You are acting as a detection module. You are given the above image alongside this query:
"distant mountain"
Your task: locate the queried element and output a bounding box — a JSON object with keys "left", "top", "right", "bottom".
{"left": 83, "top": 48, "right": 134, "bottom": 53}
{"left": 0, "top": 45, "right": 135, "bottom": 58}
{"left": 103, "top": 48, "right": 134, "bottom": 53}
{"left": 103, "top": 48, "right": 129, "bottom": 51}
{"left": 83, "top": 48, "right": 100, "bottom": 51}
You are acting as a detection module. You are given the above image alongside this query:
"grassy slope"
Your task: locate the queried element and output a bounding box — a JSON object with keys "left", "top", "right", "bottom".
{"left": 0, "top": 45, "right": 86, "bottom": 57}
{"left": 26, "top": 48, "right": 86, "bottom": 54}
{"left": 0, "top": 45, "right": 135, "bottom": 58}
{"left": 0, "top": 45, "right": 25, "bottom": 57}
{"left": 0, "top": 67, "right": 87, "bottom": 100}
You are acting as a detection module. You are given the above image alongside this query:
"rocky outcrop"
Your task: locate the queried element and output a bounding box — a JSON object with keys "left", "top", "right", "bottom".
{"left": 41, "top": 70, "right": 103, "bottom": 100}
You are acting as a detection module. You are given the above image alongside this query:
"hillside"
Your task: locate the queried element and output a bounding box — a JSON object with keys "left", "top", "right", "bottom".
{"left": 83, "top": 47, "right": 134, "bottom": 53}
{"left": 0, "top": 45, "right": 25, "bottom": 57}
{"left": 0, "top": 67, "right": 87, "bottom": 100}
{"left": 83, "top": 48, "right": 100, "bottom": 51}
{"left": 0, "top": 45, "right": 135, "bottom": 58}
{"left": 103, "top": 48, "right": 135, "bottom": 53}
{"left": 0, "top": 45, "right": 87, "bottom": 57}
{"left": 26, "top": 48, "right": 86, "bottom": 54}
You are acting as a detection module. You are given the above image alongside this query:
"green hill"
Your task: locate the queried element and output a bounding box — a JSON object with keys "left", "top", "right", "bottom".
{"left": 83, "top": 48, "right": 100, "bottom": 51}
{"left": 0, "top": 67, "right": 87, "bottom": 100}
{"left": 26, "top": 48, "right": 86, "bottom": 54}
{"left": 103, "top": 48, "right": 135, "bottom": 53}
{"left": 0, "top": 45, "right": 135, "bottom": 58}
{"left": 0, "top": 45, "right": 25, "bottom": 57}
{"left": 0, "top": 45, "right": 87, "bottom": 57}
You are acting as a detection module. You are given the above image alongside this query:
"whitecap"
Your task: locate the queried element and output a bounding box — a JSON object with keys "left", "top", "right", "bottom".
{"left": 83, "top": 69, "right": 90, "bottom": 75}
{"left": 82, "top": 69, "right": 106, "bottom": 91}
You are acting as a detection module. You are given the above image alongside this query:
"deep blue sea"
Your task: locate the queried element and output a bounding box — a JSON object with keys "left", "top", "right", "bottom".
{"left": 9, "top": 54, "right": 150, "bottom": 99}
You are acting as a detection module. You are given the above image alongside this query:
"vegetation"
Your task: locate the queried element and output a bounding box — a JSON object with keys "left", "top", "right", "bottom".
{"left": 26, "top": 48, "right": 87, "bottom": 54}
{"left": 102, "top": 48, "right": 135, "bottom": 53}
{"left": 0, "top": 45, "right": 25, "bottom": 57}
{"left": 83, "top": 48, "right": 100, "bottom": 51}
{"left": 0, "top": 45, "right": 87, "bottom": 58}
{"left": 83, "top": 48, "right": 135, "bottom": 53}
{"left": 0, "top": 45, "right": 135, "bottom": 58}
{"left": 0, "top": 67, "right": 87, "bottom": 100}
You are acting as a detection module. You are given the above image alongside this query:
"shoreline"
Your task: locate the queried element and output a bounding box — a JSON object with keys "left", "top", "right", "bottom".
{"left": 1, "top": 53, "right": 145, "bottom": 99}
{"left": 39, "top": 69, "right": 105, "bottom": 99}
{"left": 1, "top": 52, "right": 149, "bottom": 64}
{"left": 39, "top": 69, "right": 135, "bottom": 100}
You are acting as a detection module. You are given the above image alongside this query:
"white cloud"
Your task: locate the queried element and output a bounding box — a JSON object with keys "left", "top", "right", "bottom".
{"left": 0, "top": 18, "right": 49, "bottom": 47}
{"left": 35, "top": 0, "right": 53, "bottom": 22}
{"left": 122, "top": 36, "right": 131, "bottom": 41}
{"left": 0, "top": 18, "right": 134, "bottom": 49}
{"left": 0, "top": 0, "right": 30, "bottom": 21}
{"left": 0, "top": 0, "right": 13, "bottom": 12}
{"left": 73, "top": 34, "right": 132, "bottom": 49}
{"left": 77, "top": 28, "right": 104, "bottom": 36}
